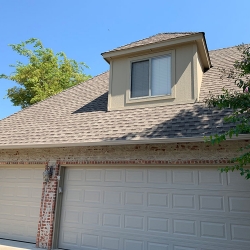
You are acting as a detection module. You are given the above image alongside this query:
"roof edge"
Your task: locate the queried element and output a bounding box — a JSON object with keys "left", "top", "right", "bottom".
{"left": 102, "top": 32, "right": 203, "bottom": 55}
{"left": 102, "top": 33, "right": 203, "bottom": 58}
{"left": 0, "top": 135, "right": 249, "bottom": 150}
{"left": 102, "top": 33, "right": 211, "bottom": 68}
{"left": 201, "top": 32, "right": 212, "bottom": 69}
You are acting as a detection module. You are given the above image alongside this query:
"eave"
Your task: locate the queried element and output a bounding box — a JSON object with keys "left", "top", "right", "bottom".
{"left": 0, "top": 134, "right": 249, "bottom": 150}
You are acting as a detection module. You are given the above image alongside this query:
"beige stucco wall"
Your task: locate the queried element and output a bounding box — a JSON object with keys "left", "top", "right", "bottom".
{"left": 197, "top": 51, "right": 204, "bottom": 100}
{"left": 108, "top": 43, "right": 199, "bottom": 111}
{"left": 0, "top": 141, "right": 248, "bottom": 164}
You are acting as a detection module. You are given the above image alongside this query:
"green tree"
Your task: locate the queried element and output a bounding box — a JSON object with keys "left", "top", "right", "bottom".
{"left": 205, "top": 44, "right": 250, "bottom": 179}
{"left": 0, "top": 38, "right": 91, "bottom": 108}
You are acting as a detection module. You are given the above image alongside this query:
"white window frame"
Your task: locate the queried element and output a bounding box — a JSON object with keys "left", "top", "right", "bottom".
{"left": 126, "top": 50, "right": 175, "bottom": 104}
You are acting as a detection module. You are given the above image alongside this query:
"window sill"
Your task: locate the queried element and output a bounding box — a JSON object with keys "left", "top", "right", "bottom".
{"left": 126, "top": 94, "right": 175, "bottom": 104}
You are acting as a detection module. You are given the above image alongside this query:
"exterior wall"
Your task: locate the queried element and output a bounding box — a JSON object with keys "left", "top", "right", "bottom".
{"left": 0, "top": 140, "right": 248, "bottom": 249}
{"left": 0, "top": 141, "right": 248, "bottom": 164}
{"left": 197, "top": 51, "right": 204, "bottom": 100}
{"left": 108, "top": 43, "right": 198, "bottom": 111}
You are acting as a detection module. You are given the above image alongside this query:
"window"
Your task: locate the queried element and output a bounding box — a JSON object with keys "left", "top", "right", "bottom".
{"left": 131, "top": 55, "right": 171, "bottom": 98}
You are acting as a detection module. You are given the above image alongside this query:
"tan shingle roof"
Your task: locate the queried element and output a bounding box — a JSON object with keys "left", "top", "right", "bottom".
{"left": 103, "top": 32, "right": 202, "bottom": 53}
{"left": 0, "top": 45, "right": 241, "bottom": 147}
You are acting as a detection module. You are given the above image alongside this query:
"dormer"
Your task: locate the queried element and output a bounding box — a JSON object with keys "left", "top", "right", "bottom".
{"left": 102, "top": 32, "right": 211, "bottom": 111}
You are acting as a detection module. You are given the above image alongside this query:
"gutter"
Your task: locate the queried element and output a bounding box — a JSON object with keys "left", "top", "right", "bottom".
{"left": 0, "top": 135, "right": 249, "bottom": 150}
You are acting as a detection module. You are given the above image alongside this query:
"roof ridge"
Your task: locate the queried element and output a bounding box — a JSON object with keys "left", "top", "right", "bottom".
{"left": 159, "top": 32, "right": 202, "bottom": 34}
{"left": 0, "top": 71, "right": 109, "bottom": 122}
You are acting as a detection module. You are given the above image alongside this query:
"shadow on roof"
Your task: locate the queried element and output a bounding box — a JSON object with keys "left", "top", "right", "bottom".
{"left": 72, "top": 92, "right": 108, "bottom": 113}
{"left": 104, "top": 105, "right": 234, "bottom": 141}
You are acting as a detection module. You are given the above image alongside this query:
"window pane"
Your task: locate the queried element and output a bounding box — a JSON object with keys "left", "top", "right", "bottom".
{"left": 151, "top": 55, "right": 171, "bottom": 96}
{"left": 131, "top": 60, "right": 149, "bottom": 98}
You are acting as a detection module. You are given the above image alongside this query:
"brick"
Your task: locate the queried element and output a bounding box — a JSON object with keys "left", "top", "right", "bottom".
{"left": 0, "top": 141, "right": 248, "bottom": 248}
{"left": 36, "top": 162, "right": 59, "bottom": 249}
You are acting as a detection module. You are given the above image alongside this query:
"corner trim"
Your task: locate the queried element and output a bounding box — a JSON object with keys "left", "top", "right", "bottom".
{"left": 52, "top": 165, "right": 65, "bottom": 249}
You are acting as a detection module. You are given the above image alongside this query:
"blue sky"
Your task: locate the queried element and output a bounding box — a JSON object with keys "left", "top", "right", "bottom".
{"left": 0, "top": 0, "right": 249, "bottom": 119}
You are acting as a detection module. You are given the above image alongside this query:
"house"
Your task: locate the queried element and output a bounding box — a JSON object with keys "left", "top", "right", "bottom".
{"left": 0, "top": 32, "right": 250, "bottom": 250}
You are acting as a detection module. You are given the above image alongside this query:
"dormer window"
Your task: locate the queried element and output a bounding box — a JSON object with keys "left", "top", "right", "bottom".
{"left": 126, "top": 50, "right": 175, "bottom": 104}
{"left": 102, "top": 32, "right": 211, "bottom": 111}
{"left": 131, "top": 55, "right": 171, "bottom": 98}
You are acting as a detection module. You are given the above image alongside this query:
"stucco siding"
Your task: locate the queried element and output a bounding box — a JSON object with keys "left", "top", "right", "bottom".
{"left": 109, "top": 43, "right": 198, "bottom": 111}
{"left": 197, "top": 52, "right": 204, "bottom": 100}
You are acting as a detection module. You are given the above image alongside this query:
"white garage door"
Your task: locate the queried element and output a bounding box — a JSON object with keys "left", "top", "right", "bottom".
{"left": 59, "top": 167, "right": 250, "bottom": 250}
{"left": 0, "top": 166, "right": 43, "bottom": 243}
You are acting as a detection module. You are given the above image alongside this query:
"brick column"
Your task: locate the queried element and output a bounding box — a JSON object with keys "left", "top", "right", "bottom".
{"left": 36, "top": 161, "right": 60, "bottom": 249}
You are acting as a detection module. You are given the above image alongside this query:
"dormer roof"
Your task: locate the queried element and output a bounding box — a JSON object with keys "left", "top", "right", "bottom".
{"left": 104, "top": 32, "right": 201, "bottom": 53}
{"left": 102, "top": 32, "right": 211, "bottom": 70}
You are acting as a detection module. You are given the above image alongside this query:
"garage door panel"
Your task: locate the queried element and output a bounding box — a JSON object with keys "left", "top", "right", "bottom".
{"left": 198, "top": 170, "right": 223, "bottom": 185}
{"left": 16, "top": 186, "right": 30, "bottom": 197}
{"left": 0, "top": 194, "right": 41, "bottom": 202}
{"left": 229, "top": 196, "right": 250, "bottom": 213}
{"left": 0, "top": 218, "right": 37, "bottom": 241}
{"left": 59, "top": 167, "right": 250, "bottom": 250}
{"left": 0, "top": 168, "right": 42, "bottom": 182}
{"left": 0, "top": 202, "right": 40, "bottom": 220}
{"left": 26, "top": 224, "right": 39, "bottom": 239}
{"left": 105, "top": 169, "right": 123, "bottom": 182}
{"left": 227, "top": 171, "right": 250, "bottom": 189}
{"left": 65, "top": 188, "right": 83, "bottom": 203}
{"left": 64, "top": 167, "right": 250, "bottom": 192}
{"left": 0, "top": 167, "right": 43, "bottom": 243}
{"left": 0, "top": 187, "right": 41, "bottom": 201}
{"left": 231, "top": 224, "right": 250, "bottom": 242}
{"left": 31, "top": 186, "right": 43, "bottom": 198}
{"left": 60, "top": 210, "right": 250, "bottom": 244}
{"left": 62, "top": 188, "right": 249, "bottom": 219}
{"left": 2, "top": 168, "right": 19, "bottom": 179}
{"left": 29, "top": 205, "right": 40, "bottom": 219}
{"left": 60, "top": 228, "right": 250, "bottom": 250}
{"left": 0, "top": 219, "right": 14, "bottom": 234}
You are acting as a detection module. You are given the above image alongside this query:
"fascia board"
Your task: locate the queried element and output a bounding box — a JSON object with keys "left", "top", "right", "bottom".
{"left": 196, "top": 37, "right": 211, "bottom": 69}
{"left": 0, "top": 134, "right": 249, "bottom": 150}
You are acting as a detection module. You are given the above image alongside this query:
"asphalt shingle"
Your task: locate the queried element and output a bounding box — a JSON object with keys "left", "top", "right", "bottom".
{"left": 103, "top": 32, "right": 202, "bottom": 53}
{"left": 0, "top": 45, "right": 241, "bottom": 147}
